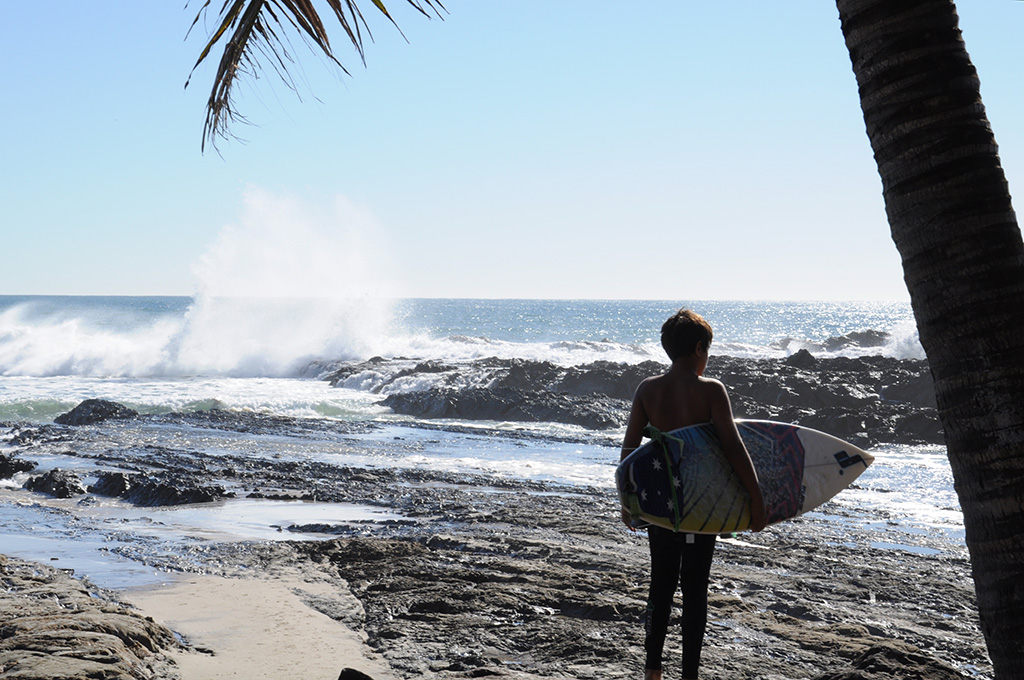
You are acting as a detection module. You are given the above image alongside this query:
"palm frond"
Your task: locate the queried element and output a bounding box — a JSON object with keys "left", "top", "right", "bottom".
{"left": 186, "top": 0, "right": 445, "bottom": 152}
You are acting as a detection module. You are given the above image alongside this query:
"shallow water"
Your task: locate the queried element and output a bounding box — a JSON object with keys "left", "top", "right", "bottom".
{"left": 1, "top": 409, "right": 966, "bottom": 594}
{"left": 0, "top": 490, "right": 401, "bottom": 589}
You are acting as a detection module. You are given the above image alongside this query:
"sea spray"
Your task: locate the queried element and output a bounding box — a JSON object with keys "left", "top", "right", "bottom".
{"left": 174, "top": 189, "right": 399, "bottom": 376}
{"left": 0, "top": 192, "right": 401, "bottom": 379}
{"left": 190, "top": 190, "right": 397, "bottom": 300}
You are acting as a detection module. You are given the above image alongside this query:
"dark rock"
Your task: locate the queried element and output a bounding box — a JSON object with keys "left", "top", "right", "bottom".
{"left": 338, "top": 669, "right": 375, "bottom": 680}
{"left": 811, "top": 644, "right": 971, "bottom": 680}
{"left": 557, "top": 360, "right": 663, "bottom": 400}
{"left": 88, "top": 471, "right": 136, "bottom": 497}
{"left": 24, "top": 468, "right": 86, "bottom": 498}
{"left": 0, "top": 452, "right": 35, "bottom": 479}
{"left": 6, "top": 425, "right": 69, "bottom": 447}
{"left": 168, "top": 408, "right": 372, "bottom": 438}
{"left": 786, "top": 348, "right": 817, "bottom": 368}
{"left": 121, "top": 476, "right": 231, "bottom": 506}
{"left": 893, "top": 410, "right": 944, "bottom": 443}
{"left": 8, "top": 428, "right": 44, "bottom": 446}
{"left": 880, "top": 373, "right": 938, "bottom": 409}
{"left": 710, "top": 355, "right": 941, "bottom": 446}
{"left": 491, "top": 358, "right": 561, "bottom": 391}
{"left": 87, "top": 470, "right": 230, "bottom": 506}
{"left": 248, "top": 491, "right": 315, "bottom": 501}
{"left": 823, "top": 329, "right": 891, "bottom": 352}
{"left": 321, "top": 353, "right": 942, "bottom": 446}
{"left": 54, "top": 399, "right": 138, "bottom": 426}
{"left": 381, "top": 387, "right": 625, "bottom": 430}
{"left": 0, "top": 405, "right": 988, "bottom": 680}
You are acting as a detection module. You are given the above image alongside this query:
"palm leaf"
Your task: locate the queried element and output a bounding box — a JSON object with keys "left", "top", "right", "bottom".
{"left": 186, "top": 0, "right": 445, "bottom": 151}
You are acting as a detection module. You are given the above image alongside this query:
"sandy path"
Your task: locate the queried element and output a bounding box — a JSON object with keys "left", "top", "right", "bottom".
{"left": 127, "top": 573, "right": 398, "bottom": 680}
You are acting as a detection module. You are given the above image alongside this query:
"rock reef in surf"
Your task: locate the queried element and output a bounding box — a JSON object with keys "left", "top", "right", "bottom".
{"left": 24, "top": 468, "right": 85, "bottom": 498}
{"left": 318, "top": 354, "right": 939, "bottom": 447}
{"left": 53, "top": 398, "right": 138, "bottom": 426}
{"left": 0, "top": 451, "right": 35, "bottom": 479}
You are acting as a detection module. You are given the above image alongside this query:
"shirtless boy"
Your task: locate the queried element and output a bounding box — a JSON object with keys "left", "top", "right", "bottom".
{"left": 620, "top": 309, "right": 767, "bottom": 680}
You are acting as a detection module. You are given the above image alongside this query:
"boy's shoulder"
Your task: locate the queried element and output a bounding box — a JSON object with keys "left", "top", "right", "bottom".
{"left": 636, "top": 371, "right": 726, "bottom": 397}
{"left": 635, "top": 371, "right": 671, "bottom": 390}
{"left": 698, "top": 375, "right": 727, "bottom": 389}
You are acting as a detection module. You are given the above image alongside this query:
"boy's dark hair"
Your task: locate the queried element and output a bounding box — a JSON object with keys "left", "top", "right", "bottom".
{"left": 661, "top": 309, "right": 713, "bottom": 360}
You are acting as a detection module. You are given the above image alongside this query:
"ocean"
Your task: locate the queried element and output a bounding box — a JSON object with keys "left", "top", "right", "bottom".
{"left": 0, "top": 296, "right": 960, "bottom": 589}
{"left": 0, "top": 295, "right": 923, "bottom": 420}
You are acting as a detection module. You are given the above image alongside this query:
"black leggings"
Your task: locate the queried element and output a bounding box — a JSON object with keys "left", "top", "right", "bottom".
{"left": 645, "top": 528, "right": 717, "bottom": 678}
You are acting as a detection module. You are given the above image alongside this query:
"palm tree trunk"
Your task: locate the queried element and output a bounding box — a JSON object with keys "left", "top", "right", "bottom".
{"left": 836, "top": 0, "right": 1024, "bottom": 676}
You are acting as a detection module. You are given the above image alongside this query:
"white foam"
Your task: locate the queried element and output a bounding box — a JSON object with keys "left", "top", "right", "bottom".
{"left": 884, "top": 320, "right": 927, "bottom": 360}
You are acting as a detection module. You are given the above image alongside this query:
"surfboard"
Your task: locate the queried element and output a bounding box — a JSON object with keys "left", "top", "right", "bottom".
{"left": 616, "top": 420, "right": 874, "bottom": 533}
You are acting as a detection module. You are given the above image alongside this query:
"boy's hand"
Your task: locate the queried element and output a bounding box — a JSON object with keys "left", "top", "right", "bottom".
{"left": 621, "top": 507, "right": 636, "bottom": 531}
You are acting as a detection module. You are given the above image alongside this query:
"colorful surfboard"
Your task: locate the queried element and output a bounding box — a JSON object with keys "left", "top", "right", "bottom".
{"left": 616, "top": 420, "right": 874, "bottom": 533}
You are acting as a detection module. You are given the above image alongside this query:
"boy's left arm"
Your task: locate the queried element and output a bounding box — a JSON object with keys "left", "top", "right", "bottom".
{"left": 618, "top": 384, "right": 650, "bottom": 529}
{"left": 621, "top": 381, "right": 650, "bottom": 461}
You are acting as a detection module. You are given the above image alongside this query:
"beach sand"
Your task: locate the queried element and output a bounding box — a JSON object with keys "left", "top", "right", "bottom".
{"left": 125, "top": 572, "right": 399, "bottom": 680}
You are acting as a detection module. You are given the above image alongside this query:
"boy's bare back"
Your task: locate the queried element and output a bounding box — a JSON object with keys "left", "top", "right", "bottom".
{"left": 626, "top": 370, "right": 729, "bottom": 436}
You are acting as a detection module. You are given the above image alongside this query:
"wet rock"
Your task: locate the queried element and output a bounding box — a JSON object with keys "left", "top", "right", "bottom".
{"left": 710, "top": 355, "right": 941, "bottom": 446}
{"left": 894, "top": 411, "right": 943, "bottom": 441}
{"left": 0, "top": 407, "right": 989, "bottom": 679}
{"left": 24, "top": 468, "right": 85, "bottom": 498}
{"left": 88, "top": 470, "right": 231, "bottom": 506}
{"left": 54, "top": 399, "right": 138, "bottom": 426}
{"left": 291, "top": 499, "right": 987, "bottom": 680}
{"left": 6, "top": 425, "right": 70, "bottom": 447}
{"left": 339, "top": 354, "right": 941, "bottom": 446}
{"left": 880, "top": 373, "right": 938, "bottom": 409}
{"left": 823, "top": 329, "right": 891, "bottom": 352}
{"left": 248, "top": 490, "right": 315, "bottom": 501}
{"left": 0, "top": 554, "right": 177, "bottom": 679}
{"left": 88, "top": 470, "right": 135, "bottom": 497}
{"left": 164, "top": 408, "right": 375, "bottom": 438}
{"left": 381, "top": 386, "right": 625, "bottom": 430}
{"left": 0, "top": 452, "right": 35, "bottom": 479}
{"left": 122, "top": 476, "right": 232, "bottom": 507}
{"left": 7, "top": 428, "right": 45, "bottom": 447}
{"left": 556, "top": 360, "right": 663, "bottom": 400}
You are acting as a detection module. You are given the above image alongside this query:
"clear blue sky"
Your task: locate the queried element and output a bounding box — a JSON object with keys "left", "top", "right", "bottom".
{"left": 2, "top": 2, "right": 1021, "bottom": 300}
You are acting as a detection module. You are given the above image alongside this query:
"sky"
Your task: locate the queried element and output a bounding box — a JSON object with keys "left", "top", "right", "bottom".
{"left": 2, "top": 2, "right": 1022, "bottom": 301}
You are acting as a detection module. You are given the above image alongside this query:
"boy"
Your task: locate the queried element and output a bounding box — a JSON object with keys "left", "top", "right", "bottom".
{"left": 621, "top": 309, "right": 766, "bottom": 680}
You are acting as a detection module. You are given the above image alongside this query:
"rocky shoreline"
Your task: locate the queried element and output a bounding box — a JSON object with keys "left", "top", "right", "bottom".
{"left": 0, "top": 553, "right": 178, "bottom": 679}
{"left": 0, "top": 456, "right": 989, "bottom": 679}
{"left": 0, "top": 353, "right": 989, "bottom": 679}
